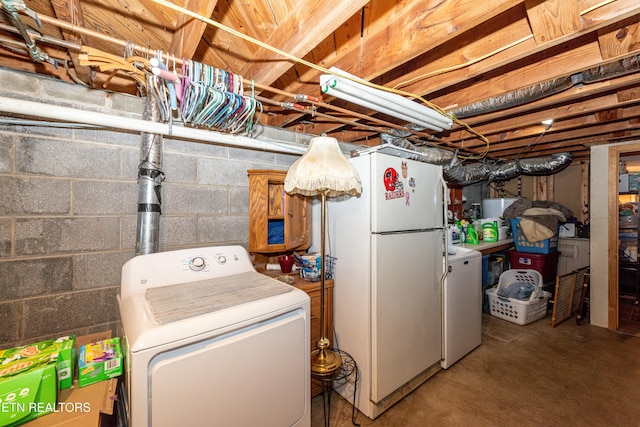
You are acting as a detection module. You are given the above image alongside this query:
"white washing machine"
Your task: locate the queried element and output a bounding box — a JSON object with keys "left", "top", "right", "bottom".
{"left": 442, "top": 246, "right": 482, "bottom": 369}
{"left": 118, "top": 245, "right": 310, "bottom": 427}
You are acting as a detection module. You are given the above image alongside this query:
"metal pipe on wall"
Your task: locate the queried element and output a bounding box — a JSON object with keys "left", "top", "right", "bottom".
{"left": 136, "top": 95, "right": 164, "bottom": 255}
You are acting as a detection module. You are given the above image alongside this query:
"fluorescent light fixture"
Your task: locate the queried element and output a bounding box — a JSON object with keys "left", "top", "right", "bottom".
{"left": 320, "top": 67, "right": 453, "bottom": 132}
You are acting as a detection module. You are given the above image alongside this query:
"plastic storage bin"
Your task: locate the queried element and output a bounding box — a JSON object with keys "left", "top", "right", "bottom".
{"left": 508, "top": 249, "right": 561, "bottom": 284}
{"left": 486, "top": 269, "right": 551, "bottom": 325}
{"left": 510, "top": 218, "right": 558, "bottom": 254}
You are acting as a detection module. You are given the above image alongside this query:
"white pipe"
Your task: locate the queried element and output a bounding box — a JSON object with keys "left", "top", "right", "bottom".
{"left": 0, "top": 96, "right": 306, "bottom": 155}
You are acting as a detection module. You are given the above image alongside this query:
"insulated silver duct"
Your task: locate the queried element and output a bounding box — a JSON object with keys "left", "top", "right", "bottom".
{"left": 381, "top": 128, "right": 454, "bottom": 165}
{"left": 136, "top": 94, "right": 164, "bottom": 255}
{"left": 442, "top": 152, "right": 573, "bottom": 185}
{"left": 450, "top": 54, "right": 640, "bottom": 118}
{"left": 451, "top": 77, "right": 573, "bottom": 118}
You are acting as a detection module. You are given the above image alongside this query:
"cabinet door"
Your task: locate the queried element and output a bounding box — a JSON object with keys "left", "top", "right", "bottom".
{"left": 248, "top": 170, "right": 311, "bottom": 253}
{"left": 287, "top": 192, "right": 311, "bottom": 251}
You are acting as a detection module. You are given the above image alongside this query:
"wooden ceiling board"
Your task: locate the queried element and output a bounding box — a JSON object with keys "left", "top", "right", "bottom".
{"left": 169, "top": 0, "right": 219, "bottom": 59}
{"left": 597, "top": 16, "right": 640, "bottom": 60}
{"left": 524, "top": 0, "right": 581, "bottom": 44}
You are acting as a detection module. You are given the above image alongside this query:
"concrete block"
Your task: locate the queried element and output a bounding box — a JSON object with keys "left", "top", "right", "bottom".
{"left": 160, "top": 216, "right": 198, "bottom": 248}
{"left": 0, "top": 220, "right": 10, "bottom": 257}
{"left": 164, "top": 137, "right": 228, "bottom": 158}
{"left": 0, "top": 138, "right": 13, "bottom": 173}
{"left": 75, "top": 251, "right": 134, "bottom": 290}
{"left": 228, "top": 146, "right": 275, "bottom": 163}
{"left": 15, "top": 217, "right": 121, "bottom": 256}
{"left": 198, "top": 158, "right": 263, "bottom": 186}
{"left": 17, "top": 137, "right": 121, "bottom": 179}
{"left": 109, "top": 92, "right": 144, "bottom": 117}
{"left": 198, "top": 215, "right": 248, "bottom": 244}
{"left": 73, "top": 127, "right": 140, "bottom": 147}
{"left": 163, "top": 152, "right": 197, "bottom": 184}
{"left": 0, "top": 301, "right": 22, "bottom": 343}
{"left": 0, "top": 176, "right": 70, "bottom": 215}
{"left": 73, "top": 180, "right": 137, "bottom": 215}
{"left": 0, "top": 257, "right": 73, "bottom": 301}
{"left": 119, "top": 216, "right": 137, "bottom": 250}
{"left": 0, "top": 68, "right": 40, "bottom": 97}
{"left": 0, "top": 124, "right": 73, "bottom": 140}
{"left": 41, "top": 77, "right": 106, "bottom": 108}
{"left": 229, "top": 187, "right": 249, "bottom": 214}
{"left": 22, "top": 287, "right": 120, "bottom": 338}
{"left": 162, "top": 185, "right": 227, "bottom": 215}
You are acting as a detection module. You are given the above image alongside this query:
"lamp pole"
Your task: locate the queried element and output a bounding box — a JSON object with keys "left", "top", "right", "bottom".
{"left": 311, "top": 189, "right": 341, "bottom": 376}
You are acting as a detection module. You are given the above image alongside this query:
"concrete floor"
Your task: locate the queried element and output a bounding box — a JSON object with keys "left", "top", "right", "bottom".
{"left": 311, "top": 313, "right": 640, "bottom": 427}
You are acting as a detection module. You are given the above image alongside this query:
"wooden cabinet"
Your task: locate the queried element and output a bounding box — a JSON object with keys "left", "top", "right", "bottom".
{"left": 248, "top": 170, "right": 312, "bottom": 254}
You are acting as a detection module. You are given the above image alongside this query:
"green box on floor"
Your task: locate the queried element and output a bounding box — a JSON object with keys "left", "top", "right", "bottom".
{"left": 78, "top": 338, "right": 123, "bottom": 388}
{"left": 0, "top": 353, "right": 58, "bottom": 426}
{"left": 0, "top": 336, "right": 75, "bottom": 391}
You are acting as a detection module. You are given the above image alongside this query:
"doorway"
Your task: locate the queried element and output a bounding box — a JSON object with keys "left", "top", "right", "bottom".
{"left": 617, "top": 150, "right": 640, "bottom": 335}
{"left": 609, "top": 144, "right": 640, "bottom": 335}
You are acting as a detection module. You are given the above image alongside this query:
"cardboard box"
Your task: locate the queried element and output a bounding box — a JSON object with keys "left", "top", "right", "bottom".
{"left": 77, "top": 338, "right": 122, "bottom": 388}
{"left": 0, "top": 337, "right": 75, "bottom": 391}
{"left": 300, "top": 253, "right": 322, "bottom": 281}
{"left": 22, "top": 332, "right": 116, "bottom": 427}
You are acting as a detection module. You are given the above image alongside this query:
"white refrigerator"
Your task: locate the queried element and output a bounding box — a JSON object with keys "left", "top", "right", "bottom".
{"left": 324, "top": 147, "right": 445, "bottom": 419}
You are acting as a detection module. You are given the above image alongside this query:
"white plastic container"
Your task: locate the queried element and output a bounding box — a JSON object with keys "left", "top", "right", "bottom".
{"left": 482, "top": 198, "right": 518, "bottom": 219}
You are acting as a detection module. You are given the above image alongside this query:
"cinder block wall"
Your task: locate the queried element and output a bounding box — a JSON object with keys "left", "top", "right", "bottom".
{"left": 0, "top": 68, "right": 305, "bottom": 348}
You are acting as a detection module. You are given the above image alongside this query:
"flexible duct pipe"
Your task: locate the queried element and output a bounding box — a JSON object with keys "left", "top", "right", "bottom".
{"left": 0, "top": 97, "right": 306, "bottom": 155}
{"left": 136, "top": 95, "right": 163, "bottom": 255}
{"left": 450, "top": 54, "right": 640, "bottom": 118}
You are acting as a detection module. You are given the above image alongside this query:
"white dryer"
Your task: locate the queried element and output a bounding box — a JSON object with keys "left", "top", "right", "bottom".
{"left": 118, "top": 245, "right": 310, "bottom": 427}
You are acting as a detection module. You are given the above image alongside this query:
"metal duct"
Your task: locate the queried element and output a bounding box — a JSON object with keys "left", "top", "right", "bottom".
{"left": 443, "top": 155, "right": 492, "bottom": 185}
{"left": 450, "top": 54, "right": 640, "bottom": 118}
{"left": 381, "top": 131, "right": 573, "bottom": 185}
{"left": 451, "top": 77, "right": 573, "bottom": 118}
{"left": 518, "top": 152, "right": 572, "bottom": 175}
{"left": 381, "top": 129, "right": 454, "bottom": 165}
{"left": 136, "top": 94, "right": 164, "bottom": 255}
{"left": 442, "top": 152, "right": 573, "bottom": 185}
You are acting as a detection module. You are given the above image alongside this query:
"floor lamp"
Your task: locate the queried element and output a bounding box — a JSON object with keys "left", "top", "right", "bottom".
{"left": 284, "top": 136, "right": 361, "bottom": 376}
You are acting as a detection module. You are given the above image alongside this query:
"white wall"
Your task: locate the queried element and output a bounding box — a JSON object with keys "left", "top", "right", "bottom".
{"left": 589, "top": 144, "right": 610, "bottom": 328}
{"left": 590, "top": 140, "right": 640, "bottom": 329}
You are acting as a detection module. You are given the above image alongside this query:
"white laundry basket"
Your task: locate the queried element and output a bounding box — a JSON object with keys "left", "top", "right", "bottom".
{"left": 485, "top": 269, "right": 551, "bottom": 325}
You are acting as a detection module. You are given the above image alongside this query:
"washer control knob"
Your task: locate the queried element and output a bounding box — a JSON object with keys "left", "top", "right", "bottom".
{"left": 189, "top": 257, "right": 206, "bottom": 271}
{"left": 217, "top": 256, "right": 227, "bottom": 265}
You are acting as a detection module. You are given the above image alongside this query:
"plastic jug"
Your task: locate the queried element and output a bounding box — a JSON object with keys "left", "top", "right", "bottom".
{"left": 466, "top": 226, "right": 479, "bottom": 244}
{"left": 482, "top": 218, "right": 499, "bottom": 242}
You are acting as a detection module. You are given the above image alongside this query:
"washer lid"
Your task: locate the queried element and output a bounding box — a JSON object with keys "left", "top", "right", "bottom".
{"left": 145, "top": 271, "right": 292, "bottom": 324}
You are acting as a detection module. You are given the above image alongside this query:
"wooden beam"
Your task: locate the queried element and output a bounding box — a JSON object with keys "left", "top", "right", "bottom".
{"left": 169, "top": 0, "right": 219, "bottom": 59}
{"left": 50, "top": 0, "right": 93, "bottom": 84}
{"left": 524, "top": 0, "right": 580, "bottom": 44}
{"left": 238, "top": 0, "right": 369, "bottom": 85}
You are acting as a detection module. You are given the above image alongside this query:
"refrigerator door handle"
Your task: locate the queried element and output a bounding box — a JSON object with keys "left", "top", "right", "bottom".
{"left": 374, "top": 228, "right": 444, "bottom": 235}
